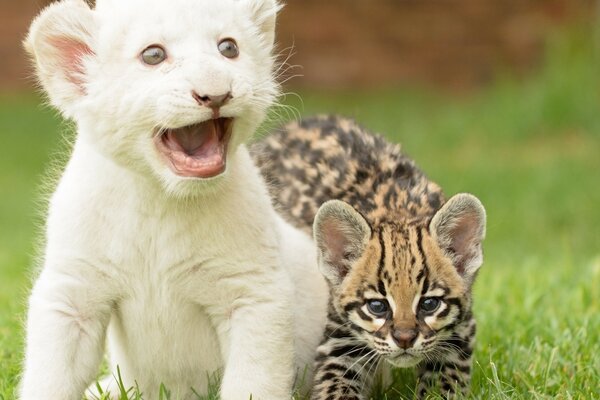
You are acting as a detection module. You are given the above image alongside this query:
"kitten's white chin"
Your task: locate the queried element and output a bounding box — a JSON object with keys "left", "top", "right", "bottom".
{"left": 154, "top": 118, "right": 233, "bottom": 179}
{"left": 386, "top": 353, "right": 421, "bottom": 368}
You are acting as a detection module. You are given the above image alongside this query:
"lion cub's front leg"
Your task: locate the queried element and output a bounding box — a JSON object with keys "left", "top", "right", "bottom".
{"left": 20, "top": 265, "right": 116, "bottom": 400}
{"left": 218, "top": 274, "right": 294, "bottom": 400}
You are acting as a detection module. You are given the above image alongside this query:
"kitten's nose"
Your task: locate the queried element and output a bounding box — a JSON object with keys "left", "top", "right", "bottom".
{"left": 392, "top": 328, "right": 417, "bottom": 349}
{"left": 192, "top": 91, "right": 232, "bottom": 109}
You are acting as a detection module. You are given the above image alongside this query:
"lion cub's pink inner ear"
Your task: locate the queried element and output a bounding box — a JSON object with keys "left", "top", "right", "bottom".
{"left": 49, "top": 36, "right": 94, "bottom": 88}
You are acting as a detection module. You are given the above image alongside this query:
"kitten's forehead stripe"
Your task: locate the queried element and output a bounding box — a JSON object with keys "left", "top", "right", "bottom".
{"left": 377, "top": 229, "right": 386, "bottom": 278}
{"left": 415, "top": 226, "right": 427, "bottom": 268}
{"left": 377, "top": 280, "right": 387, "bottom": 296}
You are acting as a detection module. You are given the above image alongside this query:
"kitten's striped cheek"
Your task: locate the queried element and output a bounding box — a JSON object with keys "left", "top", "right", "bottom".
{"left": 424, "top": 314, "right": 442, "bottom": 330}
{"left": 353, "top": 307, "right": 386, "bottom": 331}
{"left": 371, "top": 317, "right": 387, "bottom": 331}
{"left": 425, "top": 302, "right": 459, "bottom": 331}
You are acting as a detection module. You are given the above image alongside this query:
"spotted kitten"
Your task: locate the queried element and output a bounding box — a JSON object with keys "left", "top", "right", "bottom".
{"left": 251, "top": 115, "right": 486, "bottom": 399}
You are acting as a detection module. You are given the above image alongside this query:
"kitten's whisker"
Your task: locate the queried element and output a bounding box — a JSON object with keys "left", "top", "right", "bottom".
{"left": 343, "top": 348, "right": 377, "bottom": 379}
{"left": 324, "top": 321, "right": 353, "bottom": 339}
{"left": 351, "top": 351, "right": 379, "bottom": 398}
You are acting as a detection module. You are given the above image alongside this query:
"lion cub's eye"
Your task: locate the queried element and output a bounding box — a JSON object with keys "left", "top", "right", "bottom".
{"left": 420, "top": 297, "right": 441, "bottom": 313}
{"left": 366, "top": 299, "right": 389, "bottom": 318}
{"left": 218, "top": 38, "right": 239, "bottom": 59}
{"left": 141, "top": 45, "right": 167, "bottom": 65}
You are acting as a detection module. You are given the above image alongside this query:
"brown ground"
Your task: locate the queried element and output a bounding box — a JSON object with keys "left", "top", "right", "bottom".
{"left": 0, "top": 0, "right": 592, "bottom": 92}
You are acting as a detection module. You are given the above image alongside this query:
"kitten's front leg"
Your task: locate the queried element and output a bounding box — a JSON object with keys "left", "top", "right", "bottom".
{"left": 19, "top": 265, "right": 115, "bottom": 400}
{"left": 310, "top": 344, "right": 377, "bottom": 400}
{"left": 416, "top": 320, "right": 475, "bottom": 399}
{"left": 417, "top": 360, "right": 471, "bottom": 399}
{"left": 219, "top": 286, "right": 295, "bottom": 400}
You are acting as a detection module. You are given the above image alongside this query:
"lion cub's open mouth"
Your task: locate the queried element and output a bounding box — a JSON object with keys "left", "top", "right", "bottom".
{"left": 155, "top": 118, "right": 233, "bottom": 179}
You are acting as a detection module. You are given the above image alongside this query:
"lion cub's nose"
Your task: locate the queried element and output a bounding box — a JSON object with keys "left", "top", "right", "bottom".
{"left": 192, "top": 91, "right": 232, "bottom": 109}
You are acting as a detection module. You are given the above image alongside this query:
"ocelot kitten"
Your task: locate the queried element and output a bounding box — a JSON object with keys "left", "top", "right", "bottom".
{"left": 251, "top": 115, "right": 486, "bottom": 399}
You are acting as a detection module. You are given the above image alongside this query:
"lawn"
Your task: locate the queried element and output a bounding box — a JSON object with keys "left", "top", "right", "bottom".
{"left": 0, "top": 28, "right": 598, "bottom": 399}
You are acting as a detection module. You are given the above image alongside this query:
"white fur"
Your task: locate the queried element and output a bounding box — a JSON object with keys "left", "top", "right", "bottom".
{"left": 21, "top": 0, "right": 328, "bottom": 399}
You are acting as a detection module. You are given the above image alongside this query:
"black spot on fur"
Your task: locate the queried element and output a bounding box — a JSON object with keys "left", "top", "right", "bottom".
{"left": 328, "top": 344, "right": 370, "bottom": 358}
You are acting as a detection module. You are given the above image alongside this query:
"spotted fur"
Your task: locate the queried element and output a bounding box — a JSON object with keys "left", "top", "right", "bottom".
{"left": 252, "top": 115, "right": 444, "bottom": 231}
{"left": 251, "top": 115, "right": 486, "bottom": 399}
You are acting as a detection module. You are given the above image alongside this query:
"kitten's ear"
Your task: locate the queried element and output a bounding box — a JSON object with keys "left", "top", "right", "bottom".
{"left": 244, "top": 0, "right": 283, "bottom": 47}
{"left": 24, "top": 0, "right": 95, "bottom": 116}
{"left": 314, "top": 200, "right": 372, "bottom": 286}
{"left": 430, "top": 193, "right": 486, "bottom": 283}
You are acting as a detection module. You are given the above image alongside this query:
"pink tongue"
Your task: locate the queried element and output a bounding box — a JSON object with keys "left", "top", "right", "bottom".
{"left": 167, "top": 121, "right": 220, "bottom": 157}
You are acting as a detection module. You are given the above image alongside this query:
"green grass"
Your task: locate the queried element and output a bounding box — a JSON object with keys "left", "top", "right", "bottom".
{"left": 1, "top": 27, "right": 599, "bottom": 399}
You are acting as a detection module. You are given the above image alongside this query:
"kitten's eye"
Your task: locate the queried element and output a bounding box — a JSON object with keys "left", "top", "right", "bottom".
{"left": 218, "top": 38, "right": 239, "bottom": 59}
{"left": 141, "top": 45, "right": 167, "bottom": 65}
{"left": 366, "top": 299, "right": 389, "bottom": 318}
{"left": 420, "top": 298, "right": 441, "bottom": 313}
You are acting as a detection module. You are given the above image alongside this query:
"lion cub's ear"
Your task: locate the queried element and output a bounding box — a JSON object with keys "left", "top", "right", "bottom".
{"left": 24, "top": 0, "right": 96, "bottom": 117}
{"left": 242, "top": 0, "right": 283, "bottom": 47}
{"left": 313, "top": 200, "right": 372, "bottom": 286}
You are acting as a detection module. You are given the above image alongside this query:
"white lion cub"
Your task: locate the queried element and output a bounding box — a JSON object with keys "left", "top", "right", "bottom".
{"left": 20, "top": 0, "right": 328, "bottom": 399}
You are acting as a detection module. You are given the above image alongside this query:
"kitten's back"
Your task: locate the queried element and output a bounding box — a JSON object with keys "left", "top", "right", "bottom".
{"left": 251, "top": 115, "right": 445, "bottom": 230}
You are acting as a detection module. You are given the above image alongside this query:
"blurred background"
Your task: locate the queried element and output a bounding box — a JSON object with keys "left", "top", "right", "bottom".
{"left": 0, "top": 0, "right": 598, "bottom": 398}
{"left": 0, "top": 0, "right": 595, "bottom": 91}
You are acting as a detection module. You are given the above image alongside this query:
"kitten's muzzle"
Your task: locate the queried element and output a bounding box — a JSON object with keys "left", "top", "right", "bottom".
{"left": 386, "top": 351, "right": 421, "bottom": 368}
{"left": 392, "top": 328, "right": 418, "bottom": 349}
